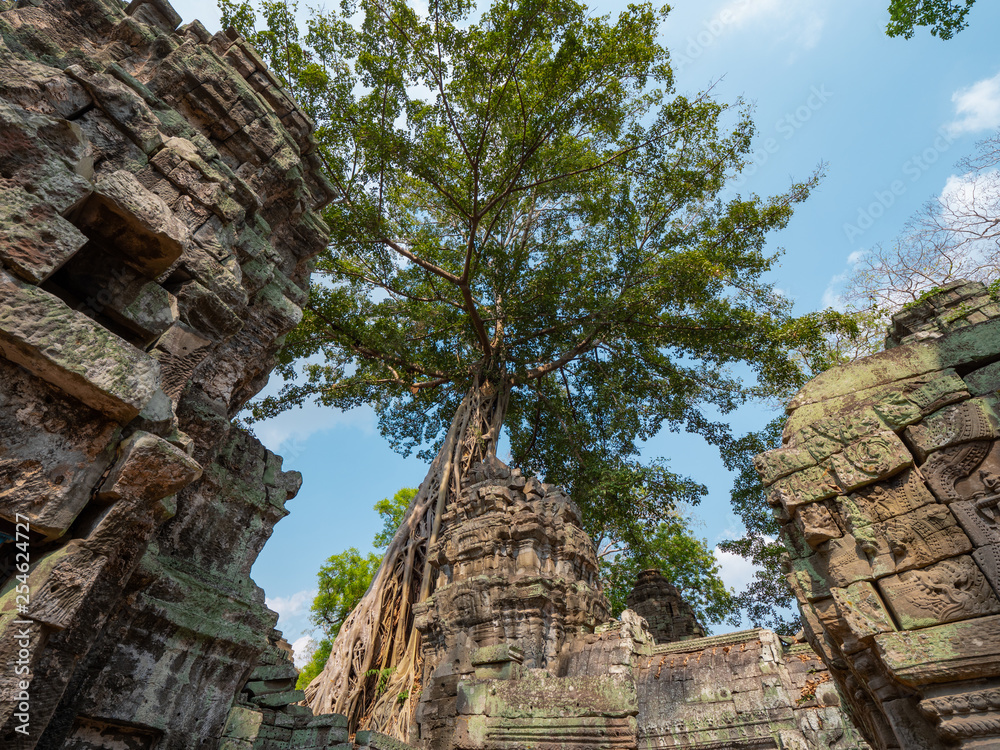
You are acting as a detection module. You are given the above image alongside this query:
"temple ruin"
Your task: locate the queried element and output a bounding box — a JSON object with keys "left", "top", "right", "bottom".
{"left": 0, "top": 0, "right": 990, "bottom": 748}
{"left": 756, "top": 280, "right": 1000, "bottom": 749}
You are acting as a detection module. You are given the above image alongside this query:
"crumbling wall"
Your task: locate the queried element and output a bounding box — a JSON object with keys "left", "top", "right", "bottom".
{"left": 0, "top": 0, "right": 334, "bottom": 746}
{"left": 757, "top": 280, "right": 1000, "bottom": 749}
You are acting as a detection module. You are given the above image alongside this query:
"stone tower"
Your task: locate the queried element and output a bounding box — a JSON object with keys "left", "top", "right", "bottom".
{"left": 626, "top": 569, "right": 706, "bottom": 644}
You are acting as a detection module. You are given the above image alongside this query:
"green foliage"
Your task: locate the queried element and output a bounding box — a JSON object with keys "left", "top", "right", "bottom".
{"left": 296, "top": 637, "right": 332, "bottom": 690}
{"left": 886, "top": 0, "right": 976, "bottom": 39}
{"left": 716, "top": 417, "right": 800, "bottom": 635}
{"left": 310, "top": 547, "right": 382, "bottom": 639}
{"left": 600, "top": 513, "right": 735, "bottom": 629}
{"left": 223, "top": 0, "right": 851, "bottom": 627}
{"left": 373, "top": 488, "right": 417, "bottom": 550}
{"left": 365, "top": 666, "right": 395, "bottom": 695}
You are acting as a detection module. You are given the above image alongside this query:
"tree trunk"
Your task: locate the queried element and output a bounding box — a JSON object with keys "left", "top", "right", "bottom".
{"left": 304, "top": 374, "right": 510, "bottom": 738}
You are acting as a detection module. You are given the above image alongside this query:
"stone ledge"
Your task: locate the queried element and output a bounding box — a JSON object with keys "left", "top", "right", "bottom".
{"left": 0, "top": 270, "right": 161, "bottom": 422}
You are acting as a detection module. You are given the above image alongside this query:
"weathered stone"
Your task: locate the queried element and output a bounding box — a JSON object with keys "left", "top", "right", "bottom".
{"left": 877, "top": 554, "right": 1000, "bottom": 630}
{"left": 904, "top": 397, "right": 1000, "bottom": 462}
{"left": 828, "top": 431, "right": 912, "bottom": 493}
{"left": 0, "top": 0, "right": 333, "bottom": 744}
{"left": 0, "top": 181, "right": 88, "bottom": 284}
{"left": 874, "top": 614, "right": 1000, "bottom": 686}
{"left": 97, "top": 430, "right": 202, "bottom": 502}
{"left": 767, "top": 462, "right": 839, "bottom": 514}
{"left": 75, "top": 170, "right": 188, "bottom": 277}
{"left": 0, "top": 270, "right": 161, "bottom": 423}
{"left": 831, "top": 582, "right": 896, "bottom": 641}
{"left": 626, "top": 568, "right": 706, "bottom": 643}
{"left": 763, "top": 285, "right": 1000, "bottom": 750}
{"left": 964, "top": 360, "right": 1000, "bottom": 396}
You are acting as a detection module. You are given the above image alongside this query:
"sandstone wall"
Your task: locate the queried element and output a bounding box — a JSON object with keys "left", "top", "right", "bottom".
{"left": 0, "top": 0, "right": 333, "bottom": 746}
{"left": 757, "top": 280, "right": 1000, "bottom": 748}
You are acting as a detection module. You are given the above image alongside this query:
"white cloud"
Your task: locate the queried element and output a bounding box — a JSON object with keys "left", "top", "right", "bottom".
{"left": 821, "top": 271, "right": 848, "bottom": 311}
{"left": 846, "top": 249, "right": 866, "bottom": 266}
{"left": 266, "top": 588, "right": 316, "bottom": 621}
{"left": 947, "top": 71, "right": 1000, "bottom": 136}
{"left": 291, "top": 635, "right": 316, "bottom": 668}
{"left": 713, "top": 545, "right": 760, "bottom": 592}
{"left": 253, "top": 401, "right": 377, "bottom": 457}
{"left": 820, "top": 249, "right": 868, "bottom": 311}
{"left": 715, "top": 0, "right": 827, "bottom": 54}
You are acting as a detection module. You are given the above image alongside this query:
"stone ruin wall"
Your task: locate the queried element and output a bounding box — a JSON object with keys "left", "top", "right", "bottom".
{"left": 0, "top": 0, "right": 342, "bottom": 746}
{"left": 757, "top": 280, "right": 1000, "bottom": 749}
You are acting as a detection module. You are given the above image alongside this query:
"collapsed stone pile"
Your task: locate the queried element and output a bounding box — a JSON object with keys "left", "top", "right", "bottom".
{"left": 757, "top": 280, "right": 1000, "bottom": 749}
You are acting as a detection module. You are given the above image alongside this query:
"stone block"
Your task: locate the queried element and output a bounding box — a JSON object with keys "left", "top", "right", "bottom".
{"left": 828, "top": 431, "right": 911, "bottom": 493}
{"left": 877, "top": 555, "right": 1000, "bottom": 630}
{"left": 150, "top": 322, "right": 214, "bottom": 400}
{"left": 125, "top": 0, "right": 182, "bottom": 32}
{"left": 964, "top": 360, "right": 1000, "bottom": 396}
{"left": 252, "top": 688, "right": 306, "bottom": 708}
{"left": 222, "top": 704, "right": 265, "bottom": 740}
{"left": 65, "top": 65, "right": 165, "bottom": 154}
{"left": 0, "top": 540, "right": 107, "bottom": 629}
{"left": 905, "top": 397, "right": 1000, "bottom": 462}
{"left": 0, "top": 182, "right": 88, "bottom": 284}
{"left": 831, "top": 582, "right": 896, "bottom": 641}
{"left": 76, "top": 170, "right": 187, "bottom": 277}
{"left": 755, "top": 445, "right": 815, "bottom": 487}
{"left": 921, "top": 439, "right": 994, "bottom": 503}
{"left": 875, "top": 614, "right": 1000, "bottom": 685}
{"left": 795, "top": 502, "right": 842, "bottom": 549}
{"left": 98, "top": 430, "right": 202, "bottom": 503}
{"left": 789, "top": 318, "right": 1000, "bottom": 416}
{"left": 767, "top": 463, "right": 839, "bottom": 514}
{"left": 173, "top": 278, "right": 244, "bottom": 341}
{"left": 0, "top": 270, "right": 161, "bottom": 423}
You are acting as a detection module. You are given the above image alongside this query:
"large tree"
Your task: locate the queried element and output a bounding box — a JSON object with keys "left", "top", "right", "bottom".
{"left": 222, "top": 0, "right": 841, "bottom": 736}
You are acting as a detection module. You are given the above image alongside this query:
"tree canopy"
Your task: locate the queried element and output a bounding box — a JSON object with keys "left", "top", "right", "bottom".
{"left": 227, "top": 0, "right": 840, "bottom": 560}
{"left": 221, "top": 0, "right": 846, "bottom": 734}
{"left": 886, "top": 0, "right": 977, "bottom": 39}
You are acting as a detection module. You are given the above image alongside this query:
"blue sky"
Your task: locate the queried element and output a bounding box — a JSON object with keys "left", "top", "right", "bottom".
{"left": 171, "top": 0, "right": 1000, "bottom": 660}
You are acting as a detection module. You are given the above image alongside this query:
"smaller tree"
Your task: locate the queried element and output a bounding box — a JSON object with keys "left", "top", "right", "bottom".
{"left": 297, "top": 490, "right": 415, "bottom": 690}
{"left": 841, "top": 128, "right": 1000, "bottom": 358}
{"left": 886, "top": 0, "right": 977, "bottom": 39}
{"left": 372, "top": 488, "right": 417, "bottom": 550}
